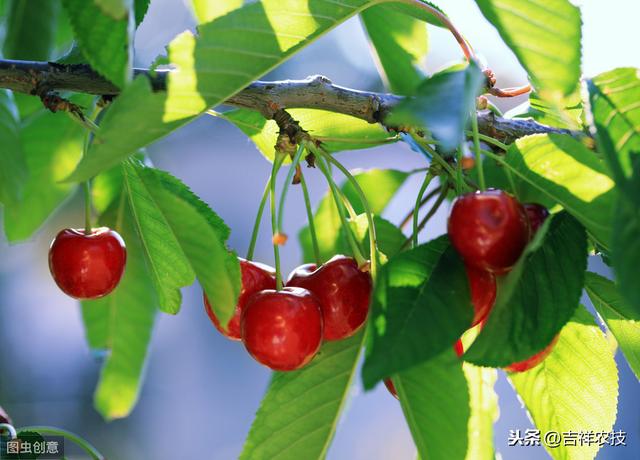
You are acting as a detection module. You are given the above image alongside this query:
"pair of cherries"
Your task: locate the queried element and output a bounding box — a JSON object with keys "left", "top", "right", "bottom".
{"left": 49, "top": 228, "right": 127, "bottom": 300}
{"left": 385, "top": 190, "right": 552, "bottom": 399}
{"left": 205, "top": 255, "right": 372, "bottom": 371}
{"left": 449, "top": 189, "right": 555, "bottom": 372}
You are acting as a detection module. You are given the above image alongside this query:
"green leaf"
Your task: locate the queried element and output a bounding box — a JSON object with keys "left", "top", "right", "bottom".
{"left": 62, "top": 0, "right": 131, "bottom": 87}
{"left": 384, "top": 0, "right": 448, "bottom": 28}
{"left": 585, "top": 271, "right": 640, "bottom": 380}
{"left": 388, "top": 61, "right": 485, "bottom": 151}
{"left": 503, "top": 133, "right": 616, "bottom": 250}
{"left": 134, "top": 0, "right": 150, "bottom": 25}
{"left": 474, "top": 0, "right": 581, "bottom": 102}
{"left": 222, "top": 108, "right": 396, "bottom": 163}
{"left": 81, "top": 196, "right": 157, "bottom": 420}
{"left": 509, "top": 306, "right": 619, "bottom": 460}
{"left": 123, "top": 162, "right": 194, "bottom": 314}
{"left": 0, "top": 90, "right": 26, "bottom": 205}
{"left": 240, "top": 330, "right": 364, "bottom": 460}
{"left": 588, "top": 68, "right": 640, "bottom": 184}
{"left": 190, "top": 0, "right": 242, "bottom": 23}
{"left": 463, "top": 364, "right": 498, "bottom": 460}
{"left": 65, "top": 0, "right": 388, "bottom": 182}
{"left": 351, "top": 214, "right": 406, "bottom": 260}
{"left": 394, "top": 349, "right": 470, "bottom": 460}
{"left": 362, "top": 237, "right": 473, "bottom": 389}
{"left": 3, "top": 0, "right": 60, "bottom": 60}
{"left": 360, "top": 5, "right": 427, "bottom": 95}
{"left": 611, "top": 195, "right": 640, "bottom": 317}
{"left": 123, "top": 162, "right": 240, "bottom": 322}
{"left": 465, "top": 212, "right": 587, "bottom": 367}
{"left": 3, "top": 111, "right": 84, "bottom": 242}
{"left": 94, "top": 0, "right": 130, "bottom": 20}
{"left": 298, "top": 168, "right": 408, "bottom": 263}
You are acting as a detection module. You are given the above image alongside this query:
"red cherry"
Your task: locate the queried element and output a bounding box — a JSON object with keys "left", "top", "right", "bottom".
{"left": 384, "top": 378, "right": 398, "bottom": 399}
{"left": 504, "top": 335, "right": 559, "bottom": 373}
{"left": 204, "top": 259, "right": 276, "bottom": 340}
{"left": 48, "top": 227, "right": 126, "bottom": 299}
{"left": 287, "top": 255, "right": 372, "bottom": 341}
{"left": 465, "top": 264, "right": 496, "bottom": 326}
{"left": 454, "top": 339, "right": 464, "bottom": 357}
{"left": 448, "top": 189, "right": 530, "bottom": 274}
{"left": 241, "top": 287, "right": 323, "bottom": 371}
{"left": 524, "top": 203, "right": 549, "bottom": 236}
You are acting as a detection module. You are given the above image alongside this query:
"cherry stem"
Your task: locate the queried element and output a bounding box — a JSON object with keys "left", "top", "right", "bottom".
{"left": 480, "top": 148, "right": 519, "bottom": 197}
{"left": 246, "top": 178, "right": 270, "bottom": 261}
{"left": 270, "top": 153, "right": 287, "bottom": 290}
{"left": 488, "top": 84, "right": 532, "bottom": 98}
{"left": 18, "top": 426, "right": 104, "bottom": 460}
{"left": 277, "top": 144, "right": 306, "bottom": 234}
{"left": 83, "top": 181, "right": 92, "bottom": 234}
{"left": 400, "top": 187, "right": 441, "bottom": 228}
{"left": 403, "top": 180, "right": 450, "bottom": 249}
{"left": 470, "top": 111, "right": 486, "bottom": 191}
{"left": 412, "top": 172, "right": 434, "bottom": 248}
{"left": 298, "top": 169, "right": 321, "bottom": 265}
{"left": 465, "top": 131, "right": 508, "bottom": 151}
{"left": 395, "top": 0, "right": 475, "bottom": 61}
{"left": 314, "top": 146, "right": 379, "bottom": 279}
{"left": 315, "top": 154, "right": 366, "bottom": 267}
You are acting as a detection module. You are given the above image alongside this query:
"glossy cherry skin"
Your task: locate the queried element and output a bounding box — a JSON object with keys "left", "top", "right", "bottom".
{"left": 504, "top": 335, "right": 559, "bottom": 373}
{"left": 241, "top": 287, "right": 323, "bottom": 371}
{"left": 204, "top": 259, "right": 276, "bottom": 340}
{"left": 448, "top": 189, "right": 530, "bottom": 274}
{"left": 466, "top": 264, "right": 496, "bottom": 326}
{"left": 48, "top": 227, "right": 127, "bottom": 299}
{"left": 524, "top": 203, "right": 550, "bottom": 236}
{"left": 287, "top": 255, "right": 372, "bottom": 341}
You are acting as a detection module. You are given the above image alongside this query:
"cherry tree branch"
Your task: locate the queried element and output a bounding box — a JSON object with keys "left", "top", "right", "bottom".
{"left": 0, "top": 59, "right": 586, "bottom": 145}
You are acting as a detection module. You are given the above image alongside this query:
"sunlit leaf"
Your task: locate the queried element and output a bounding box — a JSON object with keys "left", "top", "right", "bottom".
{"left": 222, "top": 108, "right": 396, "bottom": 162}
{"left": 362, "top": 237, "right": 473, "bottom": 389}
{"left": 474, "top": 0, "right": 581, "bottom": 102}
{"left": 509, "top": 306, "right": 619, "bottom": 460}
{"left": 503, "top": 133, "right": 616, "bottom": 250}
{"left": 585, "top": 271, "right": 640, "bottom": 380}
{"left": 465, "top": 212, "right": 586, "bottom": 367}
{"left": 94, "top": 0, "right": 129, "bottom": 20}
{"left": 190, "top": 0, "right": 242, "bottom": 24}
{"left": 361, "top": 5, "right": 427, "bottom": 95}
{"left": 588, "top": 68, "right": 640, "bottom": 181}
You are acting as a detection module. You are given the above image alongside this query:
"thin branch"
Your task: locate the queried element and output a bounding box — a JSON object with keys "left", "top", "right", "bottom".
{"left": 0, "top": 59, "right": 587, "bottom": 144}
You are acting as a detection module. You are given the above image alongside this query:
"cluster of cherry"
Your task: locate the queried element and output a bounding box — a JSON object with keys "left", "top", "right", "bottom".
{"left": 384, "top": 189, "right": 551, "bottom": 399}
{"left": 204, "top": 255, "right": 372, "bottom": 371}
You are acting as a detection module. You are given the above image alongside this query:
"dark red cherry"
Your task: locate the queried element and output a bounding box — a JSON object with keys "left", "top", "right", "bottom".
{"left": 384, "top": 378, "right": 398, "bottom": 399}
{"left": 504, "top": 335, "right": 559, "bottom": 373}
{"left": 48, "top": 227, "right": 126, "bottom": 299}
{"left": 287, "top": 255, "right": 372, "bottom": 341}
{"left": 204, "top": 259, "right": 276, "bottom": 340}
{"left": 524, "top": 203, "right": 549, "bottom": 236}
{"left": 466, "top": 264, "right": 496, "bottom": 326}
{"left": 448, "top": 189, "right": 530, "bottom": 274}
{"left": 241, "top": 287, "right": 323, "bottom": 371}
